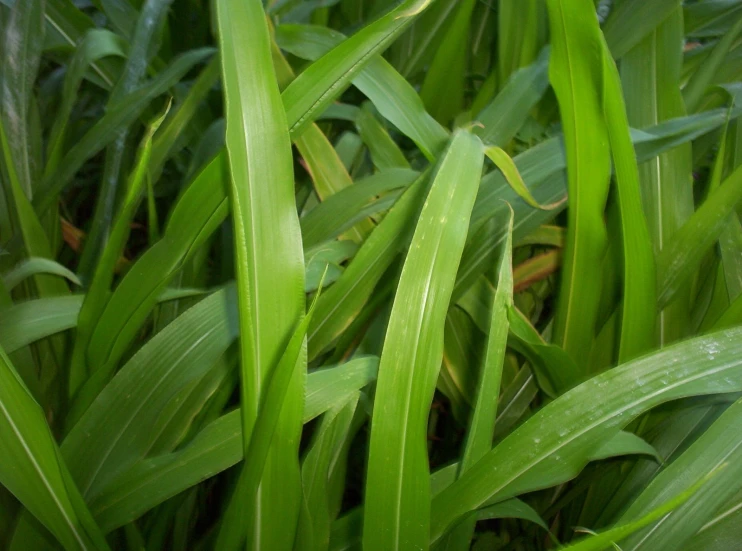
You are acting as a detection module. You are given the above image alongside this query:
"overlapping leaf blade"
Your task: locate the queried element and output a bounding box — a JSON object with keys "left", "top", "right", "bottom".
{"left": 364, "top": 131, "right": 484, "bottom": 550}
{"left": 216, "top": 0, "right": 305, "bottom": 548}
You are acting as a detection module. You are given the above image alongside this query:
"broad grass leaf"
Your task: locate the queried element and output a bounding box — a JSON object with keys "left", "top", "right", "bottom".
{"left": 2, "top": 258, "right": 81, "bottom": 290}
{"left": 87, "top": 358, "right": 378, "bottom": 532}
{"left": 63, "top": 287, "right": 239, "bottom": 501}
{"left": 600, "top": 40, "right": 656, "bottom": 361}
{"left": 430, "top": 327, "right": 742, "bottom": 543}
{"left": 0, "top": 344, "right": 110, "bottom": 551}
{"left": 275, "top": 19, "right": 447, "bottom": 159}
{"left": 475, "top": 47, "right": 550, "bottom": 147}
{"left": 621, "top": 7, "right": 694, "bottom": 345}
{"left": 440, "top": 210, "right": 514, "bottom": 549}
{"left": 216, "top": 0, "right": 305, "bottom": 547}
{"left": 363, "top": 131, "right": 484, "bottom": 550}
{"left": 618, "top": 398, "right": 742, "bottom": 550}
{"left": 546, "top": 0, "right": 611, "bottom": 371}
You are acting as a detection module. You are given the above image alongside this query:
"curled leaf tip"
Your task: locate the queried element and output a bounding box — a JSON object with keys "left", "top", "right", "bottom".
{"left": 395, "top": 0, "right": 434, "bottom": 19}
{"left": 485, "top": 146, "right": 564, "bottom": 211}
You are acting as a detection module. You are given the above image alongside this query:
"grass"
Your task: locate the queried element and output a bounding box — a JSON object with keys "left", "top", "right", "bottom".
{"left": 1, "top": 0, "right": 742, "bottom": 550}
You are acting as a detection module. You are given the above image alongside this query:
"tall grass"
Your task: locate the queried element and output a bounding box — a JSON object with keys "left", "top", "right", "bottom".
{"left": 1, "top": 0, "right": 742, "bottom": 549}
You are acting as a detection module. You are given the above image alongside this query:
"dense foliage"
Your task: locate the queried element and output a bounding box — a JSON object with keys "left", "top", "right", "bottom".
{"left": 1, "top": 0, "right": 742, "bottom": 549}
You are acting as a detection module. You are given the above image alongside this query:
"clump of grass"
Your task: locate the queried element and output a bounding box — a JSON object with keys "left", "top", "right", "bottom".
{"left": 1, "top": 0, "right": 742, "bottom": 550}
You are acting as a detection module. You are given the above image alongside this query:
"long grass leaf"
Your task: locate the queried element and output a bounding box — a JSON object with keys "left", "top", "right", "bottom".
{"left": 546, "top": 0, "right": 611, "bottom": 370}
{"left": 77, "top": 0, "right": 176, "bottom": 278}
{"left": 216, "top": 0, "right": 305, "bottom": 548}
{"left": 307, "top": 171, "right": 429, "bottom": 359}
{"left": 215, "top": 283, "right": 324, "bottom": 550}
{"left": 1, "top": 0, "right": 43, "bottom": 198}
{"left": 281, "top": 0, "right": 435, "bottom": 139}
{"left": 419, "top": 0, "right": 476, "bottom": 124}
{"left": 274, "top": 23, "right": 448, "bottom": 160}
{"left": 600, "top": 41, "right": 657, "bottom": 361}
{"left": 68, "top": 102, "right": 170, "bottom": 397}
{"left": 621, "top": 6, "right": 694, "bottom": 345}
{"left": 658, "top": 163, "right": 742, "bottom": 307}
{"left": 442, "top": 211, "right": 514, "bottom": 549}
{"left": 430, "top": 326, "right": 742, "bottom": 543}
{"left": 363, "top": 131, "right": 484, "bottom": 550}
{"left": 0, "top": 344, "right": 110, "bottom": 550}
{"left": 87, "top": 358, "right": 378, "bottom": 532}
{"left": 617, "top": 398, "right": 742, "bottom": 550}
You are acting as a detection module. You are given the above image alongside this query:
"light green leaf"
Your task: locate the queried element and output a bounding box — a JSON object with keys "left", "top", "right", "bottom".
{"left": 618, "top": 398, "right": 742, "bottom": 550}
{"left": 280, "top": 0, "right": 439, "bottom": 142}
{"left": 546, "top": 0, "right": 611, "bottom": 371}
{"left": 87, "top": 357, "right": 378, "bottom": 532}
{"left": 275, "top": 22, "right": 448, "bottom": 159}
{"left": 0, "top": 343, "right": 110, "bottom": 550}
{"left": 364, "top": 131, "right": 484, "bottom": 550}
{"left": 600, "top": 39, "right": 657, "bottom": 361}
{"left": 2, "top": 258, "right": 81, "bottom": 290}
{"left": 441, "top": 210, "right": 514, "bottom": 549}
{"left": 484, "top": 146, "right": 563, "bottom": 210}
{"left": 216, "top": 0, "right": 305, "bottom": 548}
{"left": 430, "top": 327, "right": 742, "bottom": 543}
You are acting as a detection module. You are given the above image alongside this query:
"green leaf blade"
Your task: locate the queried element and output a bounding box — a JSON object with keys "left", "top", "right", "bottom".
{"left": 363, "top": 130, "right": 484, "bottom": 551}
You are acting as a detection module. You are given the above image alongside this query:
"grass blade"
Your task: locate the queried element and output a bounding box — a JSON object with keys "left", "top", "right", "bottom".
{"left": 600, "top": 41, "right": 657, "bottom": 361}
{"left": 1, "top": 0, "right": 43, "bottom": 199}
{"left": 617, "top": 398, "right": 742, "bottom": 550}
{"left": 68, "top": 102, "right": 170, "bottom": 397}
{"left": 281, "top": 0, "right": 435, "bottom": 139}
{"left": 546, "top": 0, "right": 611, "bottom": 370}
{"left": 602, "top": 0, "right": 678, "bottom": 58}
{"left": 561, "top": 474, "right": 712, "bottom": 551}
{"left": 363, "top": 131, "right": 484, "bottom": 550}
{"left": 683, "top": 16, "right": 742, "bottom": 112}
{"left": 44, "top": 28, "right": 126, "bottom": 177}
{"left": 475, "top": 46, "right": 550, "bottom": 147}
{"left": 621, "top": 7, "right": 695, "bottom": 345}
{"left": 658, "top": 163, "right": 742, "bottom": 308}
{"left": 88, "top": 358, "right": 378, "bottom": 532}
{"left": 216, "top": 0, "right": 305, "bottom": 548}
{"left": 77, "top": 0, "right": 175, "bottom": 278}
{"left": 275, "top": 23, "right": 448, "bottom": 159}
{"left": 442, "top": 210, "right": 514, "bottom": 549}
{"left": 419, "top": 0, "right": 477, "bottom": 124}
{"left": 33, "top": 48, "right": 214, "bottom": 215}
{"left": 2, "top": 258, "right": 80, "bottom": 290}
{"left": 0, "top": 343, "right": 110, "bottom": 550}
{"left": 430, "top": 326, "right": 742, "bottom": 543}
{"left": 307, "top": 171, "right": 429, "bottom": 359}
